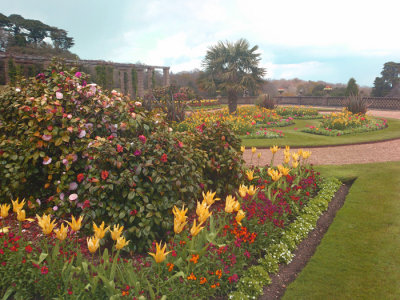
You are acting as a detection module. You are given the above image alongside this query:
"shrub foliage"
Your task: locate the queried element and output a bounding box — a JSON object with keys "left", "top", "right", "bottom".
{"left": 0, "top": 61, "right": 242, "bottom": 250}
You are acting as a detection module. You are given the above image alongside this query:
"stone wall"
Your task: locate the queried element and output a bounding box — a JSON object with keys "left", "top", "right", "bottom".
{"left": 0, "top": 53, "right": 170, "bottom": 98}
{"left": 219, "top": 96, "right": 400, "bottom": 110}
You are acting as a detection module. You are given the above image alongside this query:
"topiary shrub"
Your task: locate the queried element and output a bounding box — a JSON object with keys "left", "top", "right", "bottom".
{"left": 344, "top": 94, "right": 369, "bottom": 114}
{"left": 255, "top": 93, "right": 275, "bottom": 110}
{"left": 0, "top": 60, "right": 207, "bottom": 251}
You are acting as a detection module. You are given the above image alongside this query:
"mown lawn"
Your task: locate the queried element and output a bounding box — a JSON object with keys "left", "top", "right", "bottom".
{"left": 241, "top": 118, "right": 400, "bottom": 148}
{"left": 282, "top": 162, "right": 400, "bottom": 299}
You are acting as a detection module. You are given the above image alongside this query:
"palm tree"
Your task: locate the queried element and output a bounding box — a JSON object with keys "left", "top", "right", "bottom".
{"left": 200, "top": 38, "right": 266, "bottom": 113}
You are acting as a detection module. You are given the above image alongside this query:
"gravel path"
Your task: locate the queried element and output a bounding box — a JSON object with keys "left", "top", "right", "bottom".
{"left": 243, "top": 110, "right": 400, "bottom": 166}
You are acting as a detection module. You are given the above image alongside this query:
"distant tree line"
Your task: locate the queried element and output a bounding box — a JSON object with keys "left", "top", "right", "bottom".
{"left": 372, "top": 62, "right": 400, "bottom": 97}
{"left": 0, "top": 13, "right": 76, "bottom": 59}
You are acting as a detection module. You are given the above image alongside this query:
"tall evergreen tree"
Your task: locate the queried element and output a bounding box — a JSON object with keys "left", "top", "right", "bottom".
{"left": 345, "top": 78, "right": 359, "bottom": 96}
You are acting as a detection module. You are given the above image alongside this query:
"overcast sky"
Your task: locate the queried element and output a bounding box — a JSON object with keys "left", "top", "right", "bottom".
{"left": 2, "top": 0, "right": 400, "bottom": 86}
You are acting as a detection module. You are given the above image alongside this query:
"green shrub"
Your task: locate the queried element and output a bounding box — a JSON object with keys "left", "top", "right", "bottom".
{"left": 190, "top": 121, "right": 244, "bottom": 196}
{"left": 0, "top": 61, "right": 207, "bottom": 251}
{"left": 255, "top": 93, "right": 275, "bottom": 110}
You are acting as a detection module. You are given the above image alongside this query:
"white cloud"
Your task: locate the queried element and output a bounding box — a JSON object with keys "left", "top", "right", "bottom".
{"left": 264, "top": 61, "right": 327, "bottom": 80}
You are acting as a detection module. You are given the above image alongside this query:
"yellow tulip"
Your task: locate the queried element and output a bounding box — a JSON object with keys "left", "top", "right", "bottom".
{"left": 246, "top": 185, "right": 258, "bottom": 196}
{"left": 172, "top": 205, "right": 188, "bottom": 224}
{"left": 257, "top": 152, "right": 261, "bottom": 159}
{"left": 202, "top": 190, "right": 220, "bottom": 206}
{"left": 87, "top": 236, "right": 100, "bottom": 253}
{"left": 0, "top": 204, "right": 10, "bottom": 218}
{"left": 110, "top": 224, "right": 124, "bottom": 241}
{"left": 225, "top": 195, "right": 237, "bottom": 213}
{"left": 251, "top": 147, "right": 256, "bottom": 154}
{"left": 238, "top": 184, "right": 248, "bottom": 198}
{"left": 115, "top": 236, "right": 130, "bottom": 250}
{"left": 285, "top": 145, "right": 290, "bottom": 152}
{"left": 93, "top": 221, "right": 110, "bottom": 239}
{"left": 270, "top": 145, "right": 280, "bottom": 154}
{"left": 268, "top": 168, "right": 282, "bottom": 182}
{"left": 277, "top": 165, "right": 290, "bottom": 176}
{"left": 148, "top": 241, "right": 171, "bottom": 263}
{"left": 190, "top": 219, "right": 204, "bottom": 237}
{"left": 241, "top": 146, "right": 245, "bottom": 152}
{"left": 246, "top": 170, "right": 258, "bottom": 181}
{"left": 174, "top": 216, "right": 187, "bottom": 234}
{"left": 55, "top": 223, "right": 68, "bottom": 241}
{"left": 36, "top": 213, "right": 56, "bottom": 235}
{"left": 292, "top": 153, "right": 299, "bottom": 162}
{"left": 12, "top": 198, "right": 25, "bottom": 213}
{"left": 196, "top": 202, "right": 212, "bottom": 224}
{"left": 235, "top": 209, "right": 246, "bottom": 226}
{"left": 0, "top": 227, "right": 9, "bottom": 233}
{"left": 302, "top": 151, "right": 311, "bottom": 159}
{"left": 292, "top": 160, "right": 299, "bottom": 168}
{"left": 298, "top": 149, "right": 303, "bottom": 156}
{"left": 66, "top": 215, "right": 84, "bottom": 232}
{"left": 284, "top": 153, "right": 291, "bottom": 164}
{"left": 17, "top": 209, "right": 26, "bottom": 222}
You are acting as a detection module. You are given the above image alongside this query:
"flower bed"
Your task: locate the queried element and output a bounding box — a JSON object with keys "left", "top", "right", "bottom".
{"left": 0, "top": 146, "right": 341, "bottom": 299}
{"left": 176, "top": 106, "right": 292, "bottom": 136}
{"left": 302, "top": 109, "right": 388, "bottom": 136}
{"left": 275, "top": 106, "right": 321, "bottom": 119}
{"left": 241, "top": 128, "right": 284, "bottom": 139}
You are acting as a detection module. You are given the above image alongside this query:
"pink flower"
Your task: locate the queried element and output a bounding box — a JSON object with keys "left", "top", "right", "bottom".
{"left": 53, "top": 206, "right": 58, "bottom": 211}
{"left": 134, "top": 150, "right": 141, "bottom": 156}
{"left": 75, "top": 72, "right": 82, "bottom": 78}
{"left": 69, "top": 194, "right": 78, "bottom": 201}
{"left": 56, "top": 92, "right": 63, "bottom": 100}
{"left": 78, "top": 130, "right": 86, "bottom": 138}
{"left": 43, "top": 157, "right": 52, "bottom": 165}
{"left": 138, "top": 135, "right": 146, "bottom": 143}
{"left": 42, "top": 135, "right": 52, "bottom": 141}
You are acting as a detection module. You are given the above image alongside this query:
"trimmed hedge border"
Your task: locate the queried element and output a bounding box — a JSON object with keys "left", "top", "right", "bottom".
{"left": 228, "top": 177, "right": 342, "bottom": 299}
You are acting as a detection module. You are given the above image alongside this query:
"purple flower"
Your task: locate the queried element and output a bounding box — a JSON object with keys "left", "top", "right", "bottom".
{"left": 75, "top": 71, "right": 82, "bottom": 78}
{"left": 59, "top": 193, "right": 65, "bottom": 201}
{"left": 69, "top": 182, "right": 78, "bottom": 191}
{"left": 62, "top": 159, "right": 69, "bottom": 166}
{"left": 82, "top": 80, "right": 87, "bottom": 86}
{"left": 134, "top": 150, "right": 142, "bottom": 156}
{"left": 78, "top": 130, "right": 86, "bottom": 138}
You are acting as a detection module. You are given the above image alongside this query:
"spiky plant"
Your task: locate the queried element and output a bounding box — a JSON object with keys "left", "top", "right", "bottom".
{"left": 255, "top": 93, "right": 275, "bottom": 110}
{"left": 345, "top": 94, "right": 369, "bottom": 114}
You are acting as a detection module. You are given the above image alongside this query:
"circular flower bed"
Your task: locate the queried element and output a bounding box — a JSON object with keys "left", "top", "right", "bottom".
{"left": 302, "top": 109, "right": 388, "bottom": 136}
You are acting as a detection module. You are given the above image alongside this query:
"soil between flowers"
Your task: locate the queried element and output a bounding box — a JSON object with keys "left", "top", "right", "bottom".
{"left": 258, "top": 182, "right": 351, "bottom": 300}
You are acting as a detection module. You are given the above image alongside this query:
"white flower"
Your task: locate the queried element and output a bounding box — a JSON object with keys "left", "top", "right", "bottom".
{"left": 134, "top": 101, "right": 142, "bottom": 107}
{"left": 69, "top": 194, "right": 78, "bottom": 201}
{"left": 56, "top": 92, "right": 63, "bottom": 99}
{"left": 78, "top": 130, "right": 86, "bottom": 138}
{"left": 15, "top": 88, "right": 21, "bottom": 92}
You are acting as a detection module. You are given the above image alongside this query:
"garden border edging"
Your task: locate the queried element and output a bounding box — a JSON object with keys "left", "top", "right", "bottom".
{"left": 228, "top": 177, "right": 342, "bottom": 299}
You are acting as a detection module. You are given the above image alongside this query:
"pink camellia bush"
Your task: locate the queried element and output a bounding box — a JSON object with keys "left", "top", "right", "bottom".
{"left": 0, "top": 60, "right": 230, "bottom": 251}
